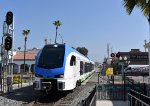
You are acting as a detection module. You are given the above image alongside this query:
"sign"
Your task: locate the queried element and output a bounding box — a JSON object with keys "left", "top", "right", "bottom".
{"left": 130, "top": 55, "right": 148, "bottom": 60}
{"left": 98, "top": 85, "right": 102, "bottom": 91}
{"left": 106, "top": 68, "right": 113, "bottom": 75}
{"left": 111, "top": 53, "right": 115, "bottom": 57}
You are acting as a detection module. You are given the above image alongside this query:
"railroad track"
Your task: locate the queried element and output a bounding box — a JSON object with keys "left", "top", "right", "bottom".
{"left": 27, "top": 73, "right": 97, "bottom": 106}
{"left": 28, "top": 90, "right": 70, "bottom": 106}
{"left": 27, "top": 83, "right": 96, "bottom": 106}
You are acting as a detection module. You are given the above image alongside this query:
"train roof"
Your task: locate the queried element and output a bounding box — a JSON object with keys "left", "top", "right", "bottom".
{"left": 40, "top": 43, "right": 95, "bottom": 63}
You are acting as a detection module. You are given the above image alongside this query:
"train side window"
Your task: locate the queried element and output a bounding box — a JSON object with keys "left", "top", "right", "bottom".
{"left": 70, "top": 55, "right": 76, "bottom": 66}
{"left": 80, "top": 61, "right": 83, "bottom": 75}
{"left": 85, "top": 62, "right": 89, "bottom": 73}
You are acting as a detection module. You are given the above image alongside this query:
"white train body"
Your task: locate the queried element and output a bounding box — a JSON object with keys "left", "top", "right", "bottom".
{"left": 34, "top": 44, "right": 95, "bottom": 91}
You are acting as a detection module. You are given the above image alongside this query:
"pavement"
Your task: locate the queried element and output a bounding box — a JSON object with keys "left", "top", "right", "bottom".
{"left": 96, "top": 100, "right": 128, "bottom": 106}
{"left": 0, "top": 81, "right": 33, "bottom": 95}
{"left": 87, "top": 70, "right": 128, "bottom": 106}
{"left": 12, "top": 81, "right": 33, "bottom": 90}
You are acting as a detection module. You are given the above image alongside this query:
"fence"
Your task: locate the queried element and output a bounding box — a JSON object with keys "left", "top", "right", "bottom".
{"left": 128, "top": 89, "right": 150, "bottom": 106}
{"left": 77, "top": 86, "right": 96, "bottom": 106}
{"left": 97, "top": 84, "right": 125, "bottom": 100}
{"left": 97, "top": 82, "right": 147, "bottom": 100}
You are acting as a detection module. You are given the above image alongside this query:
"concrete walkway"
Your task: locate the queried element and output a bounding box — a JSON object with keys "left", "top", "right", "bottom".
{"left": 96, "top": 100, "right": 128, "bottom": 106}
{"left": 0, "top": 81, "right": 33, "bottom": 95}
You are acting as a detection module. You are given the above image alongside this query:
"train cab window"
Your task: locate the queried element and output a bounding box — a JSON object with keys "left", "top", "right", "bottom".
{"left": 70, "top": 55, "right": 76, "bottom": 66}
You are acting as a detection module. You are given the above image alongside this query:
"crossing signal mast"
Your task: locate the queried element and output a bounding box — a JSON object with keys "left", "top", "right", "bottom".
{"left": 0, "top": 11, "right": 14, "bottom": 93}
{"left": 5, "top": 11, "right": 13, "bottom": 51}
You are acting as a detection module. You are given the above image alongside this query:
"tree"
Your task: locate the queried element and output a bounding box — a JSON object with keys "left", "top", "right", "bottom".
{"left": 22, "top": 29, "right": 30, "bottom": 38}
{"left": 123, "top": 0, "right": 150, "bottom": 24}
{"left": 76, "top": 47, "right": 88, "bottom": 56}
{"left": 18, "top": 47, "right": 21, "bottom": 51}
{"left": 53, "top": 20, "right": 62, "bottom": 44}
{"left": 21, "top": 29, "right": 30, "bottom": 87}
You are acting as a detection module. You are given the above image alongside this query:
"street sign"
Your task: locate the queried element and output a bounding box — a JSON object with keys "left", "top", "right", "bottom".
{"left": 111, "top": 53, "right": 115, "bottom": 57}
{"left": 106, "top": 68, "right": 113, "bottom": 75}
{"left": 98, "top": 85, "right": 102, "bottom": 91}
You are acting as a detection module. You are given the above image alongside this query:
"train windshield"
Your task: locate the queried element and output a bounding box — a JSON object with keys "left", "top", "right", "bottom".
{"left": 38, "top": 45, "right": 65, "bottom": 69}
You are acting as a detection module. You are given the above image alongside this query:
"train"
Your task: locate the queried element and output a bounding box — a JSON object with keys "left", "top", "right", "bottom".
{"left": 33, "top": 44, "right": 95, "bottom": 91}
{"left": 124, "top": 65, "right": 149, "bottom": 76}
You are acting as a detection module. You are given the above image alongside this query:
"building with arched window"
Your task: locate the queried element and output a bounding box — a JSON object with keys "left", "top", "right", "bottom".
{"left": 12, "top": 48, "right": 39, "bottom": 74}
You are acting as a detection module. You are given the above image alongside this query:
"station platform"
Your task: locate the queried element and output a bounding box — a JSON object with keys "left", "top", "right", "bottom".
{"left": 87, "top": 70, "right": 128, "bottom": 106}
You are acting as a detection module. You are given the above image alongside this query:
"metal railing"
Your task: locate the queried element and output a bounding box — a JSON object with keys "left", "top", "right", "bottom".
{"left": 97, "top": 84, "right": 126, "bottom": 100}
{"left": 128, "top": 89, "right": 150, "bottom": 106}
{"left": 97, "top": 79, "right": 147, "bottom": 101}
{"left": 77, "top": 86, "right": 96, "bottom": 106}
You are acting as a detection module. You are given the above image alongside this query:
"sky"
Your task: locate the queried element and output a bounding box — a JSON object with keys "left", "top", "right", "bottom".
{"left": 0, "top": 0, "right": 149, "bottom": 63}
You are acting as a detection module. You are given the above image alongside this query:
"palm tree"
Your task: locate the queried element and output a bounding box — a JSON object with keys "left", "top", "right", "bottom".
{"left": 21, "top": 29, "right": 30, "bottom": 87}
{"left": 18, "top": 47, "right": 21, "bottom": 51}
{"left": 123, "top": 0, "right": 150, "bottom": 24}
{"left": 123, "top": 0, "right": 150, "bottom": 81}
{"left": 53, "top": 20, "right": 62, "bottom": 44}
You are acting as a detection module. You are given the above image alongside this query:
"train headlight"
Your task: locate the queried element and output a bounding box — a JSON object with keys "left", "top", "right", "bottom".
{"left": 55, "top": 74, "right": 64, "bottom": 78}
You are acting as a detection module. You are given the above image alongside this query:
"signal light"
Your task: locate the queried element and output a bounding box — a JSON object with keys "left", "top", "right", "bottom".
{"left": 5, "top": 36, "right": 12, "bottom": 51}
{"left": 111, "top": 53, "right": 115, "bottom": 57}
{"left": 116, "top": 52, "right": 120, "bottom": 57}
{"left": 6, "top": 11, "right": 13, "bottom": 25}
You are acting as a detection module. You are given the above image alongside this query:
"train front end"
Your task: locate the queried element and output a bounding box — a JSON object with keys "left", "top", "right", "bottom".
{"left": 33, "top": 44, "right": 66, "bottom": 91}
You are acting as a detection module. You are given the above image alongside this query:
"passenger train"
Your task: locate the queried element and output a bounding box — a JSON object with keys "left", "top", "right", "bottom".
{"left": 33, "top": 44, "right": 95, "bottom": 91}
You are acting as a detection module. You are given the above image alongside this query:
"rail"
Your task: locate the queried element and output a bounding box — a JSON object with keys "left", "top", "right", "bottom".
{"left": 128, "top": 89, "right": 150, "bottom": 106}
{"left": 77, "top": 86, "right": 96, "bottom": 106}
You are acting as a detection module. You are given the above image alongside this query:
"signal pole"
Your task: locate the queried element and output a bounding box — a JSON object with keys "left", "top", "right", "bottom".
{"left": 107, "top": 43, "right": 110, "bottom": 58}
{"left": 1, "top": 11, "right": 14, "bottom": 93}
{"left": 144, "top": 40, "right": 147, "bottom": 52}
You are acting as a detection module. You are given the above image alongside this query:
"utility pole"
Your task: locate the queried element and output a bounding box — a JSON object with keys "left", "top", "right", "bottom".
{"left": 107, "top": 43, "right": 110, "bottom": 58}
{"left": 144, "top": 40, "right": 147, "bottom": 52}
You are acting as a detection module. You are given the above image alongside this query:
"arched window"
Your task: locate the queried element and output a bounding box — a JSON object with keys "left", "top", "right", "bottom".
{"left": 70, "top": 55, "right": 76, "bottom": 66}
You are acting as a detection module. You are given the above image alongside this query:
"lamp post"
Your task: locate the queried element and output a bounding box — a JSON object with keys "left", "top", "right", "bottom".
{"left": 22, "top": 29, "right": 30, "bottom": 88}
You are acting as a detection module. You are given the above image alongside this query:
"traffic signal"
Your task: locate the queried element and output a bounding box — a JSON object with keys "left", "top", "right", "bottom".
{"left": 116, "top": 52, "right": 120, "bottom": 57}
{"left": 111, "top": 53, "right": 115, "bottom": 57}
{"left": 6, "top": 11, "right": 13, "bottom": 25}
{"left": 5, "top": 36, "right": 12, "bottom": 51}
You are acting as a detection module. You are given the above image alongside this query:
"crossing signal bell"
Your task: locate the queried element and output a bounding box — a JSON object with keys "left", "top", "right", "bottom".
{"left": 5, "top": 36, "right": 12, "bottom": 51}
{"left": 6, "top": 11, "right": 13, "bottom": 25}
